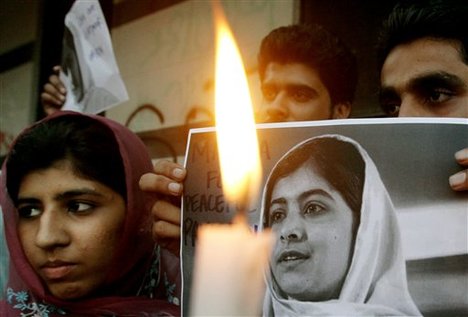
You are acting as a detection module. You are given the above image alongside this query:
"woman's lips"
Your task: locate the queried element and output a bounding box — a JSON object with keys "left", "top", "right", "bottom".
{"left": 40, "top": 262, "right": 76, "bottom": 280}
{"left": 278, "top": 250, "right": 310, "bottom": 263}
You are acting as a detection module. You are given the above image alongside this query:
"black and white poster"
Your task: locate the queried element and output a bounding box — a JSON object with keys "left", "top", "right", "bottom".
{"left": 181, "top": 118, "right": 467, "bottom": 316}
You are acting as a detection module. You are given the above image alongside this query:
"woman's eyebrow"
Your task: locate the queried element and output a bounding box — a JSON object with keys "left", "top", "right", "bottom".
{"left": 54, "top": 188, "right": 104, "bottom": 201}
{"left": 16, "top": 197, "right": 40, "bottom": 206}
{"left": 16, "top": 189, "right": 105, "bottom": 206}
{"left": 270, "top": 188, "right": 333, "bottom": 206}
{"left": 270, "top": 197, "right": 286, "bottom": 206}
{"left": 299, "top": 188, "right": 333, "bottom": 201}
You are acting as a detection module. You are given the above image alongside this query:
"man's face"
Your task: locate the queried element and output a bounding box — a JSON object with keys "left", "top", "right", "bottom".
{"left": 380, "top": 38, "right": 468, "bottom": 117}
{"left": 258, "top": 63, "right": 334, "bottom": 122}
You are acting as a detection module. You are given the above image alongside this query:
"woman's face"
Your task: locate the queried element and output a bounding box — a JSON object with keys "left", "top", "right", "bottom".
{"left": 267, "top": 162, "right": 355, "bottom": 301}
{"left": 16, "top": 160, "right": 126, "bottom": 300}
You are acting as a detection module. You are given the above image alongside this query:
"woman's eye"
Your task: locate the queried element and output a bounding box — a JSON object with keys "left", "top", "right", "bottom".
{"left": 304, "top": 203, "right": 325, "bottom": 215}
{"left": 67, "top": 201, "right": 94, "bottom": 214}
{"left": 269, "top": 209, "right": 286, "bottom": 224}
{"left": 18, "top": 206, "right": 41, "bottom": 218}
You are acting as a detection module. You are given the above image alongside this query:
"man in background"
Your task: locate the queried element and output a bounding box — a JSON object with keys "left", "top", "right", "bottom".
{"left": 377, "top": 0, "right": 468, "bottom": 191}
{"left": 256, "top": 24, "right": 357, "bottom": 122}
{"left": 138, "top": 23, "right": 358, "bottom": 251}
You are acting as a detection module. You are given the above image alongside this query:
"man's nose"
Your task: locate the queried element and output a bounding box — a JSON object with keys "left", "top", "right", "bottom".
{"left": 398, "top": 97, "right": 421, "bottom": 117}
{"left": 263, "top": 94, "right": 289, "bottom": 123}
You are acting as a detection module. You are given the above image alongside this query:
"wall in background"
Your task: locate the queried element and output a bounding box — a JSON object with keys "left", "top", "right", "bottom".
{"left": 0, "top": 0, "right": 39, "bottom": 157}
{"left": 301, "top": 0, "right": 399, "bottom": 117}
{"left": 107, "top": 0, "right": 298, "bottom": 132}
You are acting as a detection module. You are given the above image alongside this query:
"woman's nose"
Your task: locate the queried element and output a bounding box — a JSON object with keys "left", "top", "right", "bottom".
{"left": 35, "top": 209, "right": 70, "bottom": 250}
{"left": 280, "top": 232, "right": 301, "bottom": 241}
{"left": 279, "top": 212, "right": 305, "bottom": 242}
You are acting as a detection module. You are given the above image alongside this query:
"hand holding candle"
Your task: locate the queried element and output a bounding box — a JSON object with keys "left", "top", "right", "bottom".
{"left": 189, "top": 2, "right": 273, "bottom": 316}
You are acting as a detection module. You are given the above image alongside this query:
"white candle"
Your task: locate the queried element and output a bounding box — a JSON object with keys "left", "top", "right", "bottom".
{"left": 189, "top": 2, "right": 273, "bottom": 316}
{"left": 190, "top": 219, "right": 273, "bottom": 316}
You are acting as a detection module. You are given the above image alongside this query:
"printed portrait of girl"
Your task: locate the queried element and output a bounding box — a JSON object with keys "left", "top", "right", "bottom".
{"left": 260, "top": 134, "right": 421, "bottom": 316}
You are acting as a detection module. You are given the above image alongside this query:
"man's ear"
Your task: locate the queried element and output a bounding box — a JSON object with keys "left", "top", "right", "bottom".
{"left": 332, "top": 102, "right": 351, "bottom": 119}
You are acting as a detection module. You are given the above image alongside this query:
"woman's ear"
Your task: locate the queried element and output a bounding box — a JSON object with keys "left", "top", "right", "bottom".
{"left": 332, "top": 102, "right": 352, "bottom": 119}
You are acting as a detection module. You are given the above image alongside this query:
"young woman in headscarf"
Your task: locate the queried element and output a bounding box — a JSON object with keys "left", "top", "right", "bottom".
{"left": 260, "top": 134, "right": 421, "bottom": 316}
{"left": 0, "top": 111, "right": 180, "bottom": 316}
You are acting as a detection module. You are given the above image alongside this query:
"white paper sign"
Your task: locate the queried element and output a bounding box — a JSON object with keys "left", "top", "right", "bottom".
{"left": 60, "top": 0, "right": 128, "bottom": 113}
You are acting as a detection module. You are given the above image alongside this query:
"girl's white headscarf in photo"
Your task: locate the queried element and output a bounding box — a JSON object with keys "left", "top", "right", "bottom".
{"left": 260, "top": 134, "right": 421, "bottom": 316}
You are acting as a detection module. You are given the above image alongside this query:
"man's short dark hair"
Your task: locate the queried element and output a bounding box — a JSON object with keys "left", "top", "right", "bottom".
{"left": 258, "top": 24, "right": 358, "bottom": 105}
{"left": 377, "top": 0, "right": 468, "bottom": 69}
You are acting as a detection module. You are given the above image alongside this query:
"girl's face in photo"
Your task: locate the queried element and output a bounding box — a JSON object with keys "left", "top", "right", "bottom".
{"left": 16, "top": 160, "right": 126, "bottom": 300}
{"left": 268, "top": 162, "right": 355, "bottom": 301}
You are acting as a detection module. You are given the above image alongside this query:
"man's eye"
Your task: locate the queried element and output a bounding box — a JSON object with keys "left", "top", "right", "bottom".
{"left": 382, "top": 102, "right": 400, "bottom": 117}
{"left": 379, "top": 91, "right": 401, "bottom": 116}
{"left": 426, "top": 88, "right": 454, "bottom": 104}
{"left": 269, "top": 208, "right": 286, "bottom": 224}
{"left": 379, "top": 94, "right": 401, "bottom": 116}
{"left": 291, "top": 89, "right": 313, "bottom": 102}
{"left": 17, "top": 206, "right": 41, "bottom": 218}
{"left": 67, "top": 201, "right": 94, "bottom": 214}
{"left": 262, "top": 87, "right": 277, "bottom": 101}
{"left": 304, "top": 203, "right": 325, "bottom": 215}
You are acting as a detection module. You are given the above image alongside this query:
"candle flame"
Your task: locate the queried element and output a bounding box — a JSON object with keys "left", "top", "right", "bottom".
{"left": 213, "top": 2, "right": 262, "bottom": 208}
